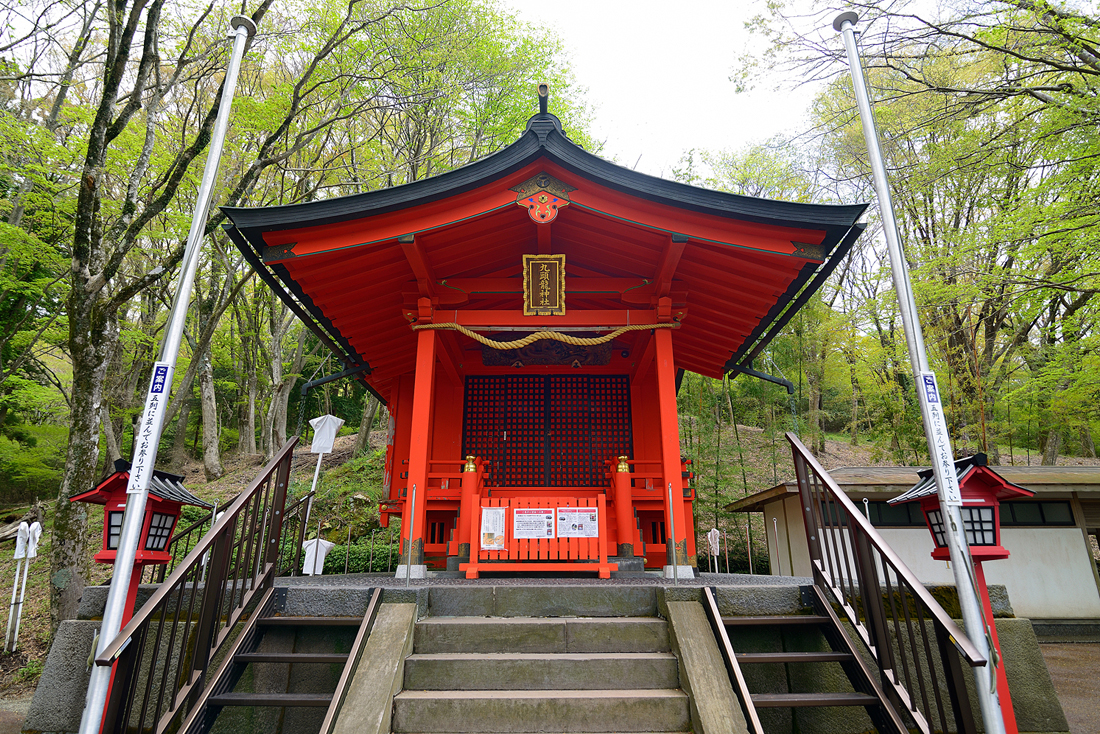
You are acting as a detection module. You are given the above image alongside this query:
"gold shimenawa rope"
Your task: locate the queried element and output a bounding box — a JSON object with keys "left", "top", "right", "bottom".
{"left": 411, "top": 322, "right": 677, "bottom": 350}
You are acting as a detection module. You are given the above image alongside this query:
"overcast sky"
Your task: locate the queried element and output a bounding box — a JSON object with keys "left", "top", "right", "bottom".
{"left": 501, "top": 0, "right": 829, "bottom": 179}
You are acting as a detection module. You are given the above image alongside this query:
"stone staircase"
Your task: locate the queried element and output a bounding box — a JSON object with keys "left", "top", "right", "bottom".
{"left": 392, "top": 615, "right": 692, "bottom": 733}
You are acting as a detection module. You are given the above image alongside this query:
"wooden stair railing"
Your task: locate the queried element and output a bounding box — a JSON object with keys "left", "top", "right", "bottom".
{"left": 95, "top": 438, "right": 299, "bottom": 734}
{"left": 786, "top": 432, "right": 984, "bottom": 734}
{"left": 174, "top": 587, "right": 382, "bottom": 734}
{"left": 705, "top": 436, "right": 988, "bottom": 733}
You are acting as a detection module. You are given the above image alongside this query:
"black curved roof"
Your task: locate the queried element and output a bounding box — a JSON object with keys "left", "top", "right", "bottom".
{"left": 223, "top": 113, "right": 866, "bottom": 234}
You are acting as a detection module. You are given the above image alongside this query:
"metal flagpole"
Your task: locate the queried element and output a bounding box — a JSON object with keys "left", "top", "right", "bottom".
{"left": 405, "top": 484, "right": 417, "bottom": 588}
{"left": 832, "top": 12, "right": 1006, "bottom": 733}
{"left": 78, "top": 16, "right": 257, "bottom": 734}
{"left": 666, "top": 483, "right": 678, "bottom": 584}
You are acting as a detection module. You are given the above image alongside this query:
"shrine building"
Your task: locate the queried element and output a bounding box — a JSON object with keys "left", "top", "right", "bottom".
{"left": 224, "top": 102, "right": 867, "bottom": 578}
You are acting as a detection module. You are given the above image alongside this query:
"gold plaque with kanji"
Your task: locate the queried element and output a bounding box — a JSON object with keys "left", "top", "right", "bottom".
{"left": 523, "top": 254, "right": 565, "bottom": 316}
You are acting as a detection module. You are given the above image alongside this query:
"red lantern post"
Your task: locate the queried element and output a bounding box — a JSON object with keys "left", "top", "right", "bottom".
{"left": 891, "top": 453, "right": 1033, "bottom": 734}
{"left": 70, "top": 459, "right": 213, "bottom": 627}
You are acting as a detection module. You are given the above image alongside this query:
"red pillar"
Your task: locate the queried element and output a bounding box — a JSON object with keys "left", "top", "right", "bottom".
{"left": 457, "top": 457, "right": 481, "bottom": 560}
{"left": 404, "top": 312, "right": 437, "bottom": 571}
{"left": 654, "top": 326, "right": 688, "bottom": 571}
{"left": 612, "top": 458, "right": 636, "bottom": 557}
{"left": 974, "top": 561, "right": 1018, "bottom": 734}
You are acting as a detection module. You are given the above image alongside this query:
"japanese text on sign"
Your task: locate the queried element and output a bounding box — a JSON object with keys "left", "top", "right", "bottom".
{"left": 513, "top": 508, "right": 555, "bottom": 539}
{"left": 522, "top": 254, "right": 565, "bottom": 315}
{"left": 127, "top": 362, "right": 175, "bottom": 494}
{"left": 917, "top": 371, "right": 962, "bottom": 505}
{"left": 556, "top": 507, "right": 598, "bottom": 538}
{"left": 480, "top": 507, "right": 506, "bottom": 550}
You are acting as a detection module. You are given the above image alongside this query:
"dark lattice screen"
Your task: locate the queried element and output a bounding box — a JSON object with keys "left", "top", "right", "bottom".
{"left": 548, "top": 375, "right": 591, "bottom": 485}
{"left": 461, "top": 376, "right": 506, "bottom": 482}
{"left": 462, "top": 375, "right": 633, "bottom": 487}
{"left": 504, "top": 376, "right": 545, "bottom": 486}
{"left": 589, "top": 375, "right": 632, "bottom": 481}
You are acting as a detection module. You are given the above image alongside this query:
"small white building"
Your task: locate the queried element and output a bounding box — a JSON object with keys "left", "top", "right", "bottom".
{"left": 728, "top": 463, "right": 1100, "bottom": 621}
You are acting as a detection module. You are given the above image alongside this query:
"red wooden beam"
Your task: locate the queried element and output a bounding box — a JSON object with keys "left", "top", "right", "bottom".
{"left": 433, "top": 277, "right": 658, "bottom": 295}
{"left": 430, "top": 309, "right": 661, "bottom": 328}
{"left": 398, "top": 234, "right": 437, "bottom": 298}
{"left": 653, "top": 234, "right": 688, "bottom": 298}
{"left": 537, "top": 222, "right": 552, "bottom": 254}
{"left": 653, "top": 327, "right": 688, "bottom": 572}
{"left": 437, "top": 330, "right": 463, "bottom": 386}
{"left": 630, "top": 330, "right": 656, "bottom": 385}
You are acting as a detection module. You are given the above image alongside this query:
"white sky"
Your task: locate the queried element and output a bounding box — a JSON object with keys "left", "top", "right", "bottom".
{"left": 501, "top": 0, "right": 823, "bottom": 179}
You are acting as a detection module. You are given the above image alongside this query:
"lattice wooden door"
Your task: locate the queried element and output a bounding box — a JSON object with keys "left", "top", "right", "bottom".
{"left": 462, "top": 375, "right": 632, "bottom": 487}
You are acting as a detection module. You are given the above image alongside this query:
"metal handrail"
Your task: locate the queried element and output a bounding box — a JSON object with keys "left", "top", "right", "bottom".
{"left": 319, "top": 587, "right": 383, "bottom": 733}
{"left": 787, "top": 432, "right": 981, "bottom": 734}
{"left": 281, "top": 489, "right": 315, "bottom": 576}
{"left": 702, "top": 587, "right": 763, "bottom": 734}
{"left": 96, "top": 438, "right": 298, "bottom": 734}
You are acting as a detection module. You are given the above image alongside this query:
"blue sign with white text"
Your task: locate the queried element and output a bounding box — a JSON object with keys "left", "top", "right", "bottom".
{"left": 921, "top": 374, "right": 939, "bottom": 404}
{"left": 151, "top": 365, "right": 169, "bottom": 394}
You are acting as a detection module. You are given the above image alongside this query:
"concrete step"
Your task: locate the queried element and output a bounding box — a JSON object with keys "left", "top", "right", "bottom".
{"left": 426, "top": 585, "right": 658, "bottom": 618}
{"left": 403, "top": 652, "right": 679, "bottom": 690}
{"left": 391, "top": 689, "right": 691, "bottom": 733}
{"left": 414, "top": 616, "right": 670, "bottom": 654}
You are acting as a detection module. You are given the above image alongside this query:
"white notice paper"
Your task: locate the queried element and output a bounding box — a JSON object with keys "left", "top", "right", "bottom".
{"left": 556, "top": 507, "right": 599, "bottom": 538}
{"left": 480, "top": 507, "right": 506, "bottom": 550}
{"left": 916, "top": 372, "right": 963, "bottom": 506}
{"left": 513, "top": 508, "right": 555, "bottom": 539}
{"left": 128, "top": 362, "right": 174, "bottom": 494}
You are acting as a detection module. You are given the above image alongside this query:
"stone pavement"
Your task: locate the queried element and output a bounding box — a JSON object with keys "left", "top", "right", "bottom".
{"left": 276, "top": 570, "right": 814, "bottom": 587}
{"left": 1039, "top": 642, "right": 1100, "bottom": 734}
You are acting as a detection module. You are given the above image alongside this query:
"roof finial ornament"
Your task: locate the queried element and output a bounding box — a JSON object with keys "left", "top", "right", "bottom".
{"left": 538, "top": 82, "right": 549, "bottom": 114}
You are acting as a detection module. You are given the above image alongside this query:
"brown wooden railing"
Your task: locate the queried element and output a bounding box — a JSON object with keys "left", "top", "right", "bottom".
{"left": 788, "top": 432, "right": 983, "bottom": 734}
{"left": 278, "top": 488, "right": 315, "bottom": 576}
{"left": 96, "top": 438, "right": 298, "bottom": 734}
{"left": 318, "top": 587, "right": 383, "bottom": 734}
{"left": 701, "top": 587, "right": 765, "bottom": 734}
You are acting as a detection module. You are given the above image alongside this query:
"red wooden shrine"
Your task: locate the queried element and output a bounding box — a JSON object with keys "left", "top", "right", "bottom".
{"left": 225, "top": 107, "right": 866, "bottom": 577}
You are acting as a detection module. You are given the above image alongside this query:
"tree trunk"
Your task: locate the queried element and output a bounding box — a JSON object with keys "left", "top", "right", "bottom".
{"left": 199, "top": 348, "right": 223, "bottom": 479}
{"left": 1042, "top": 428, "right": 1061, "bottom": 465}
{"left": 1082, "top": 425, "right": 1096, "bottom": 458}
{"left": 354, "top": 395, "right": 380, "bottom": 456}
{"left": 170, "top": 397, "right": 192, "bottom": 468}
{"left": 50, "top": 304, "right": 118, "bottom": 629}
{"left": 849, "top": 363, "right": 859, "bottom": 446}
{"left": 239, "top": 369, "right": 258, "bottom": 455}
{"left": 101, "top": 404, "right": 122, "bottom": 476}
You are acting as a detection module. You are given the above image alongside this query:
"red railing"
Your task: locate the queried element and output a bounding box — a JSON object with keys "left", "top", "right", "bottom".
{"left": 95, "top": 438, "right": 298, "bottom": 734}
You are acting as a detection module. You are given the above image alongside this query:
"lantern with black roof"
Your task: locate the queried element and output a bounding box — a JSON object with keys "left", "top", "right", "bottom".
{"left": 890, "top": 452, "right": 1033, "bottom": 734}
{"left": 70, "top": 459, "right": 213, "bottom": 622}
{"left": 890, "top": 452, "right": 1034, "bottom": 562}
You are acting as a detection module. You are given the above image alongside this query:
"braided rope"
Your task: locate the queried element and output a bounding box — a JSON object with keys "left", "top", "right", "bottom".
{"left": 411, "top": 321, "right": 677, "bottom": 350}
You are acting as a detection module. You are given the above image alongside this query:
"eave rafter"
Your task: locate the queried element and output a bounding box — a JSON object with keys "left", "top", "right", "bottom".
{"left": 399, "top": 233, "right": 437, "bottom": 299}
{"left": 653, "top": 233, "right": 688, "bottom": 299}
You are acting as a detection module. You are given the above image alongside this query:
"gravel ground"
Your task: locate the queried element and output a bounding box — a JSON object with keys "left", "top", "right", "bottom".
{"left": 0, "top": 694, "right": 33, "bottom": 734}
{"left": 1039, "top": 642, "right": 1100, "bottom": 734}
